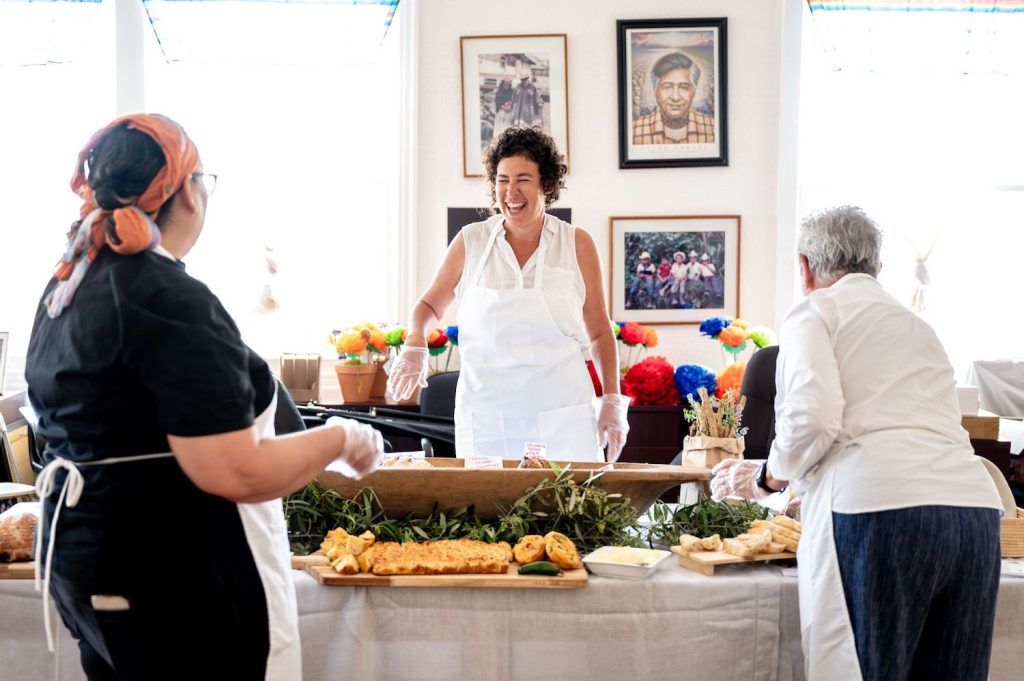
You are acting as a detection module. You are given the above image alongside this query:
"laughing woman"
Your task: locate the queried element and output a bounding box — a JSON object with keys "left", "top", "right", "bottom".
{"left": 388, "top": 126, "right": 631, "bottom": 462}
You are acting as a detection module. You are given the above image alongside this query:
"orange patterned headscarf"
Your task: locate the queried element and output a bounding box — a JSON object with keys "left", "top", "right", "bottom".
{"left": 46, "top": 114, "right": 200, "bottom": 317}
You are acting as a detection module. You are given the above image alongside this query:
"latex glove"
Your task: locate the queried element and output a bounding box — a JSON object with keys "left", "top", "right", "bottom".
{"left": 326, "top": 416, "right": 384, "bottom": 480}
{"left": 385, "top": 346, "right": 429, "bottom": 400}
{"left": 597, "top": 394, "right": 632, "bottom": 463}
{"left": 710, "top": 459, "right": 770, "bottom": 503}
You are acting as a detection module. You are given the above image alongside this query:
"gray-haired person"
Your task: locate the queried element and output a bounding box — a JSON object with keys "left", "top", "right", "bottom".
{"left": 711, "top": 206, "right": 1003, "bottom": 681}
{"left": 632, "top": 51, "right": 715, "bottom": 145}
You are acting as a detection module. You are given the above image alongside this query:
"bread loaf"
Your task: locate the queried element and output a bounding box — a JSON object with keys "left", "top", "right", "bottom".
{"left": 0, "top": 512, "right": 36, "bottom": 562}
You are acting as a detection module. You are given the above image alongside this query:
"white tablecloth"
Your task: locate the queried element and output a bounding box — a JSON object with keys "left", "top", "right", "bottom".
{"left": 967, "top": 359, "right": 1024, "bottom": 418}
{"left": 3, "top": 562, "right": 1023, "bottom": 681}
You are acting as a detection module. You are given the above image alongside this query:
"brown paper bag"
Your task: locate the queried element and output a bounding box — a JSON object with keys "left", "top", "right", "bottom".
{"left": 682, "top": 435, "right": 745, "bottom": 469}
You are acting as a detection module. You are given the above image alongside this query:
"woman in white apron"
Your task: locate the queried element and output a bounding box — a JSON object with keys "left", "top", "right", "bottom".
{"left": 26, "top": 114, "right": 383, "bottom": 680}
{"left": 388, "top": 127, "right": 631, "bottom": 462}
{"left": 710, "top": 206, "right": 1002, "bottom": 681}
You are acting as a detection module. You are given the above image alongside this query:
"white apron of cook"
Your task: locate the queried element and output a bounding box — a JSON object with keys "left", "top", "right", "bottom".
{"left": 796, "top": 445, "right": 863, "bottom": 681}
{"left": 455, "top": 216, "right": 601, "bottom": 461}
{"left": 35, "top": 386, "right": 302, "bottom": 681}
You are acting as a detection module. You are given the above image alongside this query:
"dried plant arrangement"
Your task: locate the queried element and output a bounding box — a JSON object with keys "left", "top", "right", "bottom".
{"left": 684, "top": 387, "right": 747, "bottom": 439}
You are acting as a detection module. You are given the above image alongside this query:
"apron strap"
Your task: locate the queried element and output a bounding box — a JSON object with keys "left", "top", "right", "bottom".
{"left": 33, "top": 451, "right": 174, "bottom": 652}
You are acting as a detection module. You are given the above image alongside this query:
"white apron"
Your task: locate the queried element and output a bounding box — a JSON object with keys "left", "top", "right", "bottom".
{"left": 35, "top": 389, "right": 302, "bottom": 681}
{"left": 796, "top": 447, "right": 863, "bottom": 681}
{"left": 455, "top": 217, "right": 601, "bottom": 461}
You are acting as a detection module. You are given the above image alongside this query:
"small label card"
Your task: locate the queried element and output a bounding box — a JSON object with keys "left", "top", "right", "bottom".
{"left": 465, "top": 456, "right": 504, "bottom": 469}
{"left": 523, "top": 442, "right": 548, "bottom": 460}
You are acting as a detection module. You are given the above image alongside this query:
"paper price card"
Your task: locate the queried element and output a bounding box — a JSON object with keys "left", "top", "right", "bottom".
{"left": 465, "top": 456, "right": 504, "bottom": 469}
{"left": 523, "top": 442, "right": 548, "bottom": 459}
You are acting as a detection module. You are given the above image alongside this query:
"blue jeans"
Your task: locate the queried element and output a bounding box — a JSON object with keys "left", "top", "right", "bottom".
{"left": 628, "top": 275, "right": 655, "bottom": 304}
{"left": 832, "top": 506, "right": 1001, "bottom": 681}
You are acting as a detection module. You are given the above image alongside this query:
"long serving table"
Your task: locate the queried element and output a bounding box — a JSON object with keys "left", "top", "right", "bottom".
{"left": 2, "top": 562, "right": 1022, "bottom": 681}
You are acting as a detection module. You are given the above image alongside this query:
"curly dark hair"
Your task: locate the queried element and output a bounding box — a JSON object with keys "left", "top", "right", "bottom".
{"left": 483, "top": 126, "right": 567, "bottom": 210}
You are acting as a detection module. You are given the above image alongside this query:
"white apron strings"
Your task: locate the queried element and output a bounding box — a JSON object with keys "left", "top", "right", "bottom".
{"left": 34, "top": 450, "right": 175, "bottom": 652}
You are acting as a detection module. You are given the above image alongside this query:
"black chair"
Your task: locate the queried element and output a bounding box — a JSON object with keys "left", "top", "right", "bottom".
{"left": 738, "top": 346, "right": 779, "bottom": 460}
{"left": 420, "top": 371, "right": 459, "bottom": 419}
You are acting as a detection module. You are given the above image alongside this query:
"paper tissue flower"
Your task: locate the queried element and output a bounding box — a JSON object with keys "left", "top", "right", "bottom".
{"left": 715, "top": 363, "right": 746, "bottom": 401}
{"left": 718, "top": 325, "right": 749, "bottom": 355}
{"left": 644, "top": 326, "right": 659, "bottom": 349}
{"left": 427, "top": 328, "right": 449, "bottom": 357}
{"left": 384, "top": 325, "right": 407, "bottom": 347}
{"left": 674, "top": 364, "right": 718, "bottom": 402}
{"left": 619, "top": 322, "right": 648, "bottom": 346}
{"left": 621, "top": 356, "right": 679, "bottom": 406}
{"left": 749, "top": 326, "right": 774, "bottom": 349}
{"left": 446, "top": 325, "right": 459, "bottom": 346}
{"left": 699, "top": 317, "right": 731, "bottom": 339}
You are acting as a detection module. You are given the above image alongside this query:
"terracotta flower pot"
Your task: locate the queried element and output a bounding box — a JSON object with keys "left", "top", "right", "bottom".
{"left": 370, "top": 360, "right": 388, "bottom": 398}
{"left": 335, "top": 363, "right": 377, "bottom": 404}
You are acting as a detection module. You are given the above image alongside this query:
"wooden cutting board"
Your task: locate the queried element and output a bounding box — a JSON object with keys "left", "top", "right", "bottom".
{"left": 0, "top": 561, "right": 35, "bottom": 580}
{"left": 304, "top": 561, "right": 587, "bottom": 588}
{"left": 670, "top": 545, "right": 795, "bottom": 576}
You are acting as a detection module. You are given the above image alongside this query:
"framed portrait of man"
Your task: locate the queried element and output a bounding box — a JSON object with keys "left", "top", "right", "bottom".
{"left": 609, "top": 215, "right": 740, "bottom": 324}
{"left": 459, "top": 34, "right": 569, "bottom": 177}
{"left": 617, "top": 18, "right": 728, "bottom": 169}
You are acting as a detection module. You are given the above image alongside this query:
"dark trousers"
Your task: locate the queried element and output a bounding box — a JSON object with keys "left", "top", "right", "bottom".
{"left": 832, "top": 506, "right": 1001, "bottom": 681}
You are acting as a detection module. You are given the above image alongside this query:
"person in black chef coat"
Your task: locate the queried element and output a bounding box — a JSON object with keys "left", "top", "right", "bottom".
{"left": 26, "top": 113, "right": 383, "bottom": 681}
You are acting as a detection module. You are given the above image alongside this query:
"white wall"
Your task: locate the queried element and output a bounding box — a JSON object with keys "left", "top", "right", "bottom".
{"left": 415, "top": 0, "right": 792, "bottom": 372}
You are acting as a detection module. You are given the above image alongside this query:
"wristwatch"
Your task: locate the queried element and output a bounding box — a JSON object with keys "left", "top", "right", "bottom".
{"left": 756, "top": 461, "right": 781, "bottom": 494}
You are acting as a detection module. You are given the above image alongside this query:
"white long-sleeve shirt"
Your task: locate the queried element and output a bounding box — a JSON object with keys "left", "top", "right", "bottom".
{"left": 768, "top": 274, "right": 1001, "bottom": 514}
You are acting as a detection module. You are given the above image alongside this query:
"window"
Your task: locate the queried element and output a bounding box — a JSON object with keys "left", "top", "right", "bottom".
{"left": 797, "top": 3, "right": 1024, "bottom": 377}
{"left": 0, "top": 0, "right": 403, "bottom": 393}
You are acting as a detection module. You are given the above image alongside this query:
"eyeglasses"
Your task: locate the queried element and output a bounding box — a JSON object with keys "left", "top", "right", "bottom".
{"left": 193, "top": 171, "right": 218, "bottom": 196}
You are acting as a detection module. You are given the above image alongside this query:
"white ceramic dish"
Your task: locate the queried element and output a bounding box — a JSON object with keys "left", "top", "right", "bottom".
{"left": 582, "top": 546, "right": 671, "bottom": 580}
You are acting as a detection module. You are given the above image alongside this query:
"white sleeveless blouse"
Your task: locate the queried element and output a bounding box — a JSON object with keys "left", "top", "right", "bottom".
{"left": 456, "top": 213, "right": 589, "bottom": 353}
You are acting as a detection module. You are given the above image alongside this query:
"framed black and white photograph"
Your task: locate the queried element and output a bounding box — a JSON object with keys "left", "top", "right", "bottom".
{"left": 460, "top": 34, "right": 569, "bottom": 177}
{"left": 617, "top": 18, "right": 727, "bottom": 169}
{"left": 609, "top": 215, "right": 740, "bottom": 324}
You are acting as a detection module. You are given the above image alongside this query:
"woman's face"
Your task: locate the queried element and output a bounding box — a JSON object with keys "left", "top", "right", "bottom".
{"left": 495, "top": 154, "right": 546, "bottom": 231}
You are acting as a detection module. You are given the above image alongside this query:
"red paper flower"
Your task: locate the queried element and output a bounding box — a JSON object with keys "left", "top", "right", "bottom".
{"left": 621, "top": 356, "right": 680, "bottom": 406}
{"left": 427, "top": 328, "right": 449, "bottom": 349}
{"left": 715, "top": 362, "right": 747, "bottom": 401}
{"left": 619, "top": 322, "right": 648, "bottom": 346}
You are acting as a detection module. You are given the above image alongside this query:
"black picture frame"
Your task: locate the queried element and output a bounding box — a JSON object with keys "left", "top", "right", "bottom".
{"left": 447, "top": 208, "right": 572, "bottom": 244}
{"left": 617, "top": 18, "right": 728, "bottom": 169}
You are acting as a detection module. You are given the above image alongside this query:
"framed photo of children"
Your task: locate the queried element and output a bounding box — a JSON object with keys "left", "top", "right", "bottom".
{"left": 609, "top": 215, "right": 740, "bottom": 324}
{"left": 460, "top": 34, "right": 569, "bottom": 177}
{"left": 617, "top": 18, "right": 728, "bottom": 169}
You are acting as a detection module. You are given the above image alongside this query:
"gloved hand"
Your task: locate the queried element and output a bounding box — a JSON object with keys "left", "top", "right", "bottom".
{"left": 326, "top": 416, "right": 384, "bottom": 480}
{"left": 710, "top": 459, "right": 770, "bottom": 503}
{"left": 385, "top": 346, "right": 429, "bottom": 400}
{"left": 597, "top": 393, "right": 632, "bottom": 463}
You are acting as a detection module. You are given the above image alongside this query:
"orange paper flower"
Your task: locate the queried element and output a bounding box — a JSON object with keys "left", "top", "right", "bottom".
{"left": 715, "top": 362, "right": 746, "bottom": 401}
{"left": 718, "top": 325, "right": 748, "bottom": 349}
{"left": 644, "top": 326, "right": 659, "bottom": 348}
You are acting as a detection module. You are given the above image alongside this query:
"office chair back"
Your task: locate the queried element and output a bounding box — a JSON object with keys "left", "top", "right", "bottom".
{"left": 420, "top": 371, "right": 459, "bottom": 419}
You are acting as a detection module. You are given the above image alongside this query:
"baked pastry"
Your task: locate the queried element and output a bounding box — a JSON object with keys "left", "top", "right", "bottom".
{"left": 512, "top": 535, "right": 547, "bottom": 564}
{"left": 678, "top": 534, "right": 703, "bottom": 553}
{"left": 544, "top": 531, "right": 581, "bottom": 570}
{"left": 518, "top": 457, "right": 548, "bottom": 469}
{"left": 0, "top": 512, "right": 36, "bottom": 562}
{"left": 371, "top": 539, "right": 513, "bottom": 575}
{"left": 698, "top": 534, "right": 723, "bottom": 551}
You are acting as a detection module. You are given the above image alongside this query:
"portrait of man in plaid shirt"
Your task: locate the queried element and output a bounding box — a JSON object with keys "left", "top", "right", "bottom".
{"left": 632, "top": 51, "right": 715, "bottom": 145}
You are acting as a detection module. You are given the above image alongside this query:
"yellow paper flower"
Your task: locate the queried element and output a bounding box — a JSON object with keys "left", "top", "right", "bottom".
{"left": 729, "top": 318, "right": 751, "bottom": 330}
{"left": 337, "top": 329, "right": 368, "bottom": 354}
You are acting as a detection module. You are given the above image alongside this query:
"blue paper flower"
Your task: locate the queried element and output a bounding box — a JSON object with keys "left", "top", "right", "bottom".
{"left": 445, "top": 324, "right": 459, "bottom": 346}
{"left": 674, "top": 364, "right": 718, "bottom": 402}
{"left": 699, "top": 317, "right": 731, "bottom": 339}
